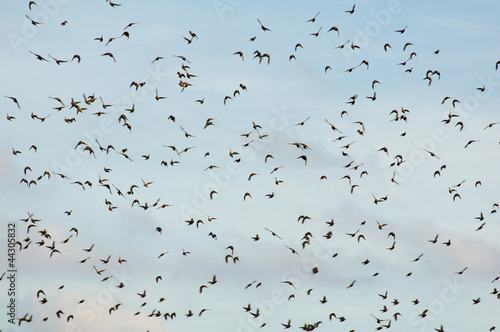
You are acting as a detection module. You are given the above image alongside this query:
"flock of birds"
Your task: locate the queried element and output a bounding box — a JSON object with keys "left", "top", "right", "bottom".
{"left": 2, "top": 1, "right": 500, "bottom": 332}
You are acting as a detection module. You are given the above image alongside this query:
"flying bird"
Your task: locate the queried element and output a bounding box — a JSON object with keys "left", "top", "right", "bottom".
{"left": 257, "top": 19, "right": 271, "bottom": 31}
{"left": 101, "top": 52, "right": 116, "bottom": 62}
{"left": 306, "top": 12, "right": 320, "bottom": 23}
{"left": 25, "top": 15, "right": 43, "bottom": 25}
{"left": 345, "top": 4, "right": 356, "bottom": 14}
{"left": 395, "top": 26, "right": 408, "bottom": 33}
{"left": 328, "top": 26, "right": 340, "bottom": 36}
{"left": 4, "top": 96, "right": 21, "bottom": 108}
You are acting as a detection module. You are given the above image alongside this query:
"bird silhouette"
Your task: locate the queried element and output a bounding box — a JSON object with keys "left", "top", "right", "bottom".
{"left": 257, "top": 19, "right": 271, "bottom": 31}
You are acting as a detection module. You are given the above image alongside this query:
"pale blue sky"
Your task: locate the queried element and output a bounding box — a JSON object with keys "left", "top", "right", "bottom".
{"left": 1, "top": 1, "right": 500, "bottom": 331}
